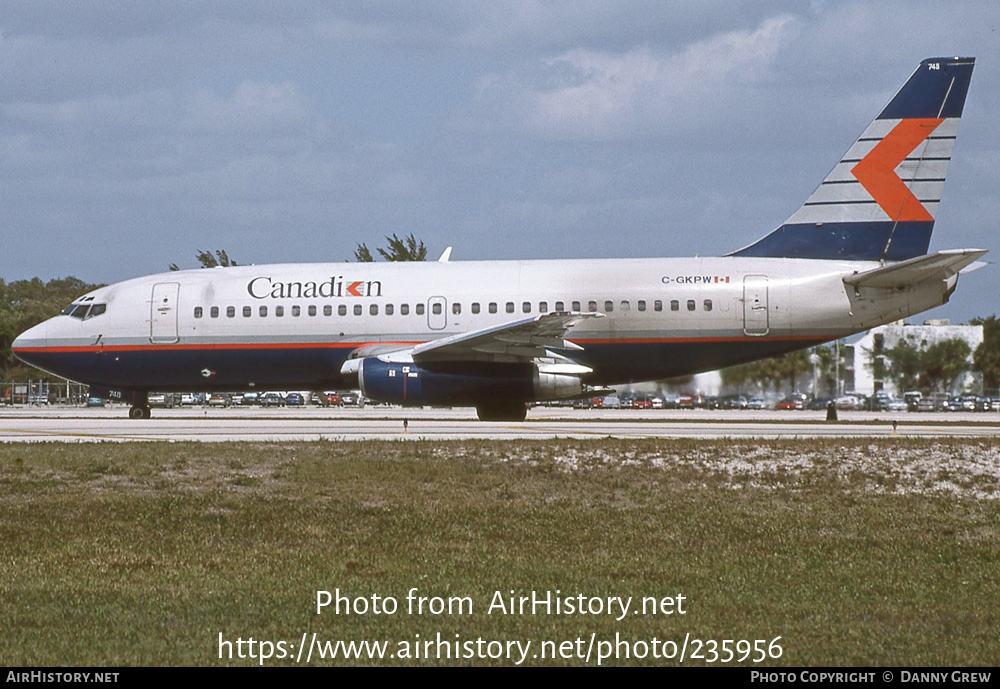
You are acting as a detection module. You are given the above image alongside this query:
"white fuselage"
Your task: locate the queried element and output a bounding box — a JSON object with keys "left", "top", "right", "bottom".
{"left": 12, "top": 255, "right": 954, "bottom": 396}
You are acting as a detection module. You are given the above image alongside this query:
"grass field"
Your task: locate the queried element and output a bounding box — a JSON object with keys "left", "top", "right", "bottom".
{"left": 1, "top": 438, "right": 998, "bottom": 666}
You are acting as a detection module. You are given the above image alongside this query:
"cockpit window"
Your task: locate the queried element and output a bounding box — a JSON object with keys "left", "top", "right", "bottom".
{"left": 62, "top": 302, "right": 107, "bottom": 320}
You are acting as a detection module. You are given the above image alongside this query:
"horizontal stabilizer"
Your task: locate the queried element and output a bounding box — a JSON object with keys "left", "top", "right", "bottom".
{"left": 843, "top": 249, "right": 987, "bottom": 290}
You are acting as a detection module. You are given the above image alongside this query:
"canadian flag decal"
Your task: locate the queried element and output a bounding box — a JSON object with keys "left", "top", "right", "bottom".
{"left": 851, "top": 118, "right": 943, "bottom": 222}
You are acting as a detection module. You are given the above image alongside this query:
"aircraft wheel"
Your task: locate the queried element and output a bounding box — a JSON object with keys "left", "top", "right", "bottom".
{"left": 129, "top": 405, "right": 151, "bottom": 420}
{"left": 476, "top": 401, "right": 528, "bottom": 422}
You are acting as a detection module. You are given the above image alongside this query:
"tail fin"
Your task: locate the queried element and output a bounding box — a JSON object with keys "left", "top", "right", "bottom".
{"left": 732, "top": 57, "right": 975, "bottom": 261}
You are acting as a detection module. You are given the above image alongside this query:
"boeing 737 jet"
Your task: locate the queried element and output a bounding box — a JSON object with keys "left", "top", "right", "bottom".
{"left": 13, "top": 57, "right": 984, "bottom": 421}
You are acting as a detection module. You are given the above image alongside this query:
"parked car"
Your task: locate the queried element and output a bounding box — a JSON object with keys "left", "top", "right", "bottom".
{"left": 883, "top": 397, "right": 909, "bottom": 412}
{"left": 747, "top": 397, "right": 767, "bottom": 410}
{"left": 835, "top": 395, "right": 864, "bottom": 410}
{"left": 285, "top": 392, "right": 305, "bottom": 406}
{"left": 207, "top": 393, "right": 231, "bottom": 407}
{"left": 777, "top": 393, "right": 807, "bottom": 410}
{"left": 261, "top": 392, "right": 284, "bottom": 407}
{"left": 720, "top": 394, "right": 749, "bottom": 410}
{"left": 147, "top": 392, "right": 177, "bottom": 408}
{"left": 951, "top": 395, "right": 979, "bottom": 411}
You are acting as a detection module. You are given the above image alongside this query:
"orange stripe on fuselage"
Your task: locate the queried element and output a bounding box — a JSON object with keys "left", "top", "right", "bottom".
{"left": 13, "top": 334, "right": 828, "bottom": 355}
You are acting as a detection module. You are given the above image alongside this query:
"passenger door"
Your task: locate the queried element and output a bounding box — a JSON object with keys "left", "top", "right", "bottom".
{"left": 150, "top": 282, "right": 180, "bottom": 344}
{"left": 743, "top": 276, "right": 769, "bottom": 336}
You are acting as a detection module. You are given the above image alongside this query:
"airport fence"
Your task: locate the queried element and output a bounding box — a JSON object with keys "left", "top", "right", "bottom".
{"left": 1, "top": 380, "right": 90, "bottom": 406}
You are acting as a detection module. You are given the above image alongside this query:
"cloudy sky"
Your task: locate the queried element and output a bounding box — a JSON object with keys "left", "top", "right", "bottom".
{"left": 3, "top": 1, "right": 998, "bottom": 322}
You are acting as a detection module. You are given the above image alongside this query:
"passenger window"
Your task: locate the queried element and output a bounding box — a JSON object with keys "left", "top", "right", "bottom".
{"left": 522, "top": 302, "right": 531, "bottom": 314}
{"left": 654, "top": 300, "right": 662, "bottom": 312}
{"left": 416, "top": 303, "right": 425, "bottom": 315}
{"left": 308, "top": 305, "right": 317, "bottom": 316}
{"left": 704, "top": 300, "right": 713, "bottom": 312}
{"left": 354, "top": 305, "right": 363, "bottom": 316}
{"left": 210, "top": 306, "right": 219, "bottom": 318}
{"left": 243, "top": 306, "right": 251, "bottom": 317}
{"left": 401, "top": 304, "right": 409, "bottom": 316}
{"left": 259, "top": 306, "right": 268, "bottom": 317}
{"left": 620, "top": 301, "right": 630, "bottom": 312}
{"left": 604, "top": 301, "right": 614, "bottom": 313}
{"left": 539, "top": 301, "right": 548, "bottom": 312}
{"left": 588, "top": 301, "right": 597, "bottom": 312}
{"left": 453, "top": 303, "right": 461, "bottom": 315}
{"left": 670, "top": 300, "right": 679, "bottom": 312}
{"left": 472, "top": 302, "right": 480, "bottom": 314}
{"left": 291, "top": 306, "right": 300, "bottom": 317}
{"left": 489, "top": 302, "right": 498, "bottom": 314}
{"left": 687, "top": 300, "right": 696, "bottom": 311}
{"left": 506, "top": 302, "right": 514, "bottom": 314}
{"left": 572, "top": 301, "right": 581, "bottom": 311}
{"left": 194, "top": 307, "right": 203, "bottom": 319}
{"left": 275, "top": 306, "right": 284, "bottom": 317}
{"left": 432, "top": 303, "right": 442, "bottom": 315}
{"left": 324, "top": 305, "right": 332, "bottom": 316}
{"left": 338, "top": 305, "right": 347, "bottom": 316}
{"left": 370, "top": 304, "right": 378, "bottom": 316}
{"left": 227, "top": 306, "right": 236, "bottom": 318}
{"left": 386, "top": 304, "right": 394, "bottom": 316}
{"left": 555, "top": 301, "right": 564, "bottom": 312}
{"left": 637, "top": 300, "right": 646, "bottom": 312}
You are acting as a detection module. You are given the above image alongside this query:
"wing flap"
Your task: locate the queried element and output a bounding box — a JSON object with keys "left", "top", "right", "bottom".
{"left": 411, "top": 312, "right": 602, "bottom": 363}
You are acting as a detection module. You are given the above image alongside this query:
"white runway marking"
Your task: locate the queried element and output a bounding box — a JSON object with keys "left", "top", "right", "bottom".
{"left": 2, "top": 407, "right": 998, "bottom": 442}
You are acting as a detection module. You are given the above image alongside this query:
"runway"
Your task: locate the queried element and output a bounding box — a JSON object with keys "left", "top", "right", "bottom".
{"left": 2, "top": 406, "right": 999, "bottom": 442}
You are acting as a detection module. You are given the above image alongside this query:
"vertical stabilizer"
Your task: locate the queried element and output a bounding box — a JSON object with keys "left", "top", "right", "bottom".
{"left": 732, "top": 57, "right": 974, "bottom": 261}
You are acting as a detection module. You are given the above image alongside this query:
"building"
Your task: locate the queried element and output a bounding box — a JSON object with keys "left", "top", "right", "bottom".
{"left": 850, "top": 321, "right": 983, "bottom": 396}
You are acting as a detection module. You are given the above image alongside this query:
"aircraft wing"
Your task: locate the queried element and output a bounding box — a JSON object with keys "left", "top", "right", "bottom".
{"left": 843, "top": 249, "right": 988, "bottom": 290}
{"left": 410, "top": 311, "right": 603, "bottom": 363}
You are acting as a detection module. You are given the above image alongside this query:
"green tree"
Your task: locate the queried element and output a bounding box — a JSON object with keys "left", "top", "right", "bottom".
{"left": 354, "top": 233, "right": 427, "bottom": 262}
{"left": 884, "top": 337, "right": 923, "bottom": 392}
{"left": 971, "top": 315, "right": 1000, "bottom": 392}
{"left": 921, "top": 337, "right": 972, "bottom": 392}
{"left": 720, "top": 347, "right": 814, "bottom": 395}
{"left": 1, "top": 276, "right": 103, "bottom": 378}
{"left": 169, "top": 250, "right": 238, "bottom": 271}
{"left": 353, "top": 244, "right": 375, "bottom": 262}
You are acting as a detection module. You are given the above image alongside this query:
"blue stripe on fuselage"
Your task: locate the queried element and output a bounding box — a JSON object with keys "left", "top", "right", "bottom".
{"left": 19, "top": 337, "right": 831, "bottom": 393}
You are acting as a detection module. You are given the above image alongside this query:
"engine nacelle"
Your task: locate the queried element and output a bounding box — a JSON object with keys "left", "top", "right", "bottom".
{"left": 357, "top": 358, "right": 586, "bottom": 406}
{"left": 533, "top": 367, "right": 585, "bottom": 400}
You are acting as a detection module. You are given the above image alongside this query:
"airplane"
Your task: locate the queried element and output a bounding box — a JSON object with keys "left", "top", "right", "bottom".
{"left": 12, "top": 57, "right": 984, "bottom": 421}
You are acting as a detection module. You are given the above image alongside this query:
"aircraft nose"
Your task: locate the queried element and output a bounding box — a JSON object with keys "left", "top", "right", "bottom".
{"left": 11, "top": 320, "right": 50, "bottom": 363}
